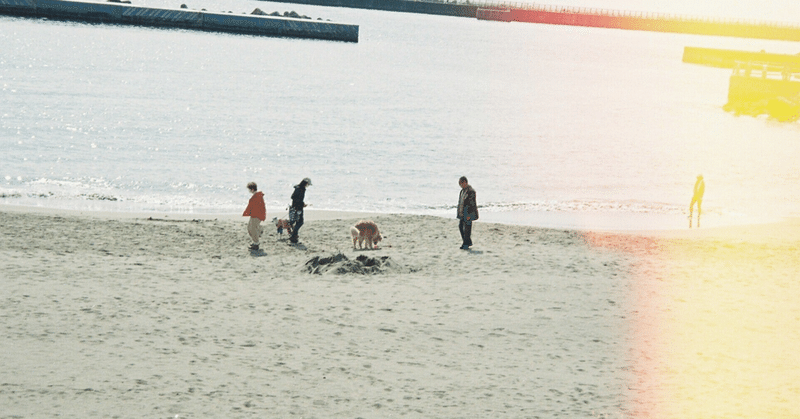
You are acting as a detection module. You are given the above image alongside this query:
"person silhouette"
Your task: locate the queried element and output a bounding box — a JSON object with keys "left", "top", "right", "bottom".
{"left": 243, "top": 182, "right": 266, "bottom": 250}
{"left": 457, "top": 176, "right": 479, "bottom": 249}
{"left": 289, "top": 177, "right": 311, "bottom": 244}
{"left": 689, "top": 174, "right": 705, "bottom": 228}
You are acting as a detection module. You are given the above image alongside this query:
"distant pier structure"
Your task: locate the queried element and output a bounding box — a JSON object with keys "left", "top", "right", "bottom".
{"left": 683, "top": 47, "right": 800, "bottom": 70}
{"left": 0, "top": 0, "right": 359, "bottom": 42}
{"left": 477, "top": 3, "right": 800, "bottom": 41}
{"left": 682, "top": 46, "right": 800, "bottom": 122}
{"left": 267, "top": 0, "right": 800, "bottom": 41}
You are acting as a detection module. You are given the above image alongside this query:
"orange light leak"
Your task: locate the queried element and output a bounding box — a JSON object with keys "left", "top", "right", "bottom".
{"left": 582, "top": 230, "right": 800, "bottom": 419}
{"left": 478, "top": 3, "right": 800, "bottom": 41}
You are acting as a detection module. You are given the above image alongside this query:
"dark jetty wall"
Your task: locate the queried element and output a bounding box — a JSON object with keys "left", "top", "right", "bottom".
{"left": 265, "top": 0, "right": 478, "bottom": 18}
{"left": 683, "top": 47, "right": 800, "bottom": 70}
{"left": 477, "top": 4, "right": 800, "bottom": 41}
{"left": 268, "top": 0, "right": 800, "bottom": 41}
{"left": 504, "top": 7, "right": 800, "bottom": 41}
{"left": 0, "top": 0, "right": 359, "bottom": 42}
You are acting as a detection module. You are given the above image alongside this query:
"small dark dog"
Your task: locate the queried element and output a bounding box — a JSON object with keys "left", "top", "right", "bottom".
{"left": 272, "top": 217, "right": 293, "bottom": 236}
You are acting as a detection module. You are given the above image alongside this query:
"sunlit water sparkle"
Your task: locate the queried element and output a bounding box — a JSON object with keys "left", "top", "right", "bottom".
{"left": 2, "top": 0, "right": 799, "bottom": 229}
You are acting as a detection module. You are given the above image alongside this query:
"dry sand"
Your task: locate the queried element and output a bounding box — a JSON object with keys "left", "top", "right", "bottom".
{"left": 0, "top": 207, "right": 797, "bottom": 418}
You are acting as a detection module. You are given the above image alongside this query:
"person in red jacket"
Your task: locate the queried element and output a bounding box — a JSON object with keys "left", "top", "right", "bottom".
{"left": 243, "top": 182, "right": 266, "bottom": 250}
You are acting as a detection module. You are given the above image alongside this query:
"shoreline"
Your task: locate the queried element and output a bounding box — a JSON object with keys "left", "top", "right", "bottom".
{"left": 1, "top": 203, "right": 796, "bottom": 243}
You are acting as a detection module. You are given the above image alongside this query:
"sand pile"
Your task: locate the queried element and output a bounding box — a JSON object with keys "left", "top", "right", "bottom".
{"left": 304, "top": 253, "right": 403, "bottom": 275}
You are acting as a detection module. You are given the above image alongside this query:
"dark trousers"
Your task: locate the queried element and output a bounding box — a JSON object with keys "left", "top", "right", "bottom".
{"left": 289, "top": 208, "right": 304, "bottom": 240}
{"left": 459, "top": 218, "right": 473, "bottom": 247}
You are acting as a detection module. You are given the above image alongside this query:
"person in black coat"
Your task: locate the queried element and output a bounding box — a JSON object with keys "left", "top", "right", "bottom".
{"left": 289, "top": 177, "right": 311, "bottom": 243}
{"left": 457, "top": 176, "right": 479, "bottom": 250}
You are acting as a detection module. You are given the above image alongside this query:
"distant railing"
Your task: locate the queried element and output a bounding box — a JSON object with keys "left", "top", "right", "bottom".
{"left": 733, "top": 61, "right": 800, "bottom": 81}
{"left": 428, "top": 0, "right": 800, "bottom": 29}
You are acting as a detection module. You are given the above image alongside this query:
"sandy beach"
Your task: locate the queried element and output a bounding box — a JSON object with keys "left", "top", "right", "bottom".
{"left": 1, "top": 207, "right": 798, "bottom": 418}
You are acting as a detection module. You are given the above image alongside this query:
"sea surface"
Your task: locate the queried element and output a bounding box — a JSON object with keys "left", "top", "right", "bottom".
{"left": 2, "top": 0, "right": 799, "bottom": 230}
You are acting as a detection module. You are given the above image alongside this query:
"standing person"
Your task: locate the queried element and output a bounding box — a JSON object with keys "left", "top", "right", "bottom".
{"left": 457, "top": 176, "right": 479, "bottom": 250}
{"left": 289, "top": 177, "right": 311, "bottom": 244}
{"left": 689, "top": 174, "right": 705, "bottom": 228}
{"left": 243, "top": 182, "right": 266, "bottom": 250}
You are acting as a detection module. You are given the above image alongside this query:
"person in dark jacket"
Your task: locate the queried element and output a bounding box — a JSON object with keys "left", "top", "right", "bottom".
{"left": 457, "top": 176, "right": 478, "bottom": 250}
{"left": 289, "top": 177, "right": 311, "bottom": 244}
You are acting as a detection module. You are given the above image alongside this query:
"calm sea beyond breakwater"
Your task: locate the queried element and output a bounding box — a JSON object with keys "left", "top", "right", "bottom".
{"left": 1, "top": 0, "right": 799, "bottom": 230}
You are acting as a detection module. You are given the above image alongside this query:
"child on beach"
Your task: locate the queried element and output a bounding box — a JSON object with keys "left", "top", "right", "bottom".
{"left": 243, "top": 182, "right": 266, "bottom": 250}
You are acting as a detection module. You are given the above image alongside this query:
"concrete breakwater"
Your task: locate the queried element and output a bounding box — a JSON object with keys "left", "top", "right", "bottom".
{"left": 268, "top": 0, "right": 800, "bottom": 41}
{"left": 682, "top": 47, "right": 800, "bottom": 70}
{"left": 0, "top": 0, "right": 359, "bottom": 42}
{"left": 265, "top": 0, "right": 478, "bottom": 18}
{"left": 680, "top": 46, "right": 800, "bottom": 122}
{"left": 724, "top": 72, "right": 800, "bottom": 122}
{"left": 486, "top": 4, "right": 800, "bottom": 42}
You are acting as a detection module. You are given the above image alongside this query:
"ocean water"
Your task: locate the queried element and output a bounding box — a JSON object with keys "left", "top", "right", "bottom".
{"left": 2, "top": 0, "right": 799, "bottom": 229}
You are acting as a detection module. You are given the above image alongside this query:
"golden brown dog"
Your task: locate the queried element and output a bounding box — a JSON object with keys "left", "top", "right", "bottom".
{"left": 350, "top": 220, "right": 382, "bottom": 249}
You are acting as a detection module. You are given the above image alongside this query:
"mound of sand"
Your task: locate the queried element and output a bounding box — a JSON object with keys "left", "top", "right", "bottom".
{"left": 304, "top": 253, "right": 403, "bottom": 275}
